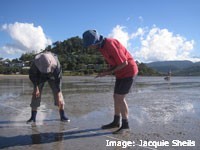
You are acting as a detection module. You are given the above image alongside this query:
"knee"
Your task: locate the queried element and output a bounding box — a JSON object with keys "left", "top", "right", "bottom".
{"left": 113, "top": 93, "right": 126, "bottom": 101}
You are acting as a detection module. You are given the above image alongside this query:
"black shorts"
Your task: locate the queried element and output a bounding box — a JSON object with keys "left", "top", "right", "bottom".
{"left": 114, "top": 77, "right": 134, "bottom": 95}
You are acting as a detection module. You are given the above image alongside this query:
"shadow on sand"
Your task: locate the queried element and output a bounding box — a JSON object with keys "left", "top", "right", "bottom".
{"left": 0, "top": 127, "right": 112, "bottom": 149}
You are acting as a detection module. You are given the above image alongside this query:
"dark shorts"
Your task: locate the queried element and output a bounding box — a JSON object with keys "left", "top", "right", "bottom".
{"left": 114, "top": 77, "right": 135, "bottom": 95}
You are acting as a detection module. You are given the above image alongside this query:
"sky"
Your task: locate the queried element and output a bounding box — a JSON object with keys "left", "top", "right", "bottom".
{"left": 0, "top": 0, "right": 200, "bottom": 62}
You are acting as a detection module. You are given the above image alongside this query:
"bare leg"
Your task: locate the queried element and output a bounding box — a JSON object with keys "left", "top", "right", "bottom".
{"left": 101, "top": 94, "right": 124, "bottom": 129}
{"left": 57, "top": 92, "right": 70, "bottom": 122}
{"left": 112, "top": 94, "right": 130, "bottom": 134}
{"left": 114, "top": 93, "right": 128, "bottom": 119}
{"left": 113, "top": 94, "right": 121, "bottom": 116}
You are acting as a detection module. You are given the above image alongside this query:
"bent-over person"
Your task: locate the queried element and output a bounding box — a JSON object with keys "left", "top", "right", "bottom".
{"left": 27, "top": 52, "right": 70, "bottom": 124}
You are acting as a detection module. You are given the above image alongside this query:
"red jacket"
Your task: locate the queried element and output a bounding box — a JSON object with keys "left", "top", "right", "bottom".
{"left": 99, "top": 38, "right": 138, "bottom": 79}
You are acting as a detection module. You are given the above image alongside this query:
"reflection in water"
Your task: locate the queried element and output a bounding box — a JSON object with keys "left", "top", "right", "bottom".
{"left": 62, "top": 80, "right": 114, "bottom": 94}
{"left": 1, "top": 76, "right": 200, "bottom": 149}
{"left": 1, "top": 76, "right": 200, "bottom": 118}
{"left": 0, "top": 93, "right": 20, "bottom": 100}
{"left": 128, "top": 76, "right": 200, "bottom": 127}
{"left": 28, "top": 125, "right": 109, "bottom": 149}
{"left": 31, "top": 126, "right": 42, "bottom": 144}
{"left": 1, "top": 76, "right": 200, "bottom": 124}
{"left": 30, "top": 123, "right": 65, "bottom": 145}
{"left": 130, "top": 102, "right": 195, "bottom": 125}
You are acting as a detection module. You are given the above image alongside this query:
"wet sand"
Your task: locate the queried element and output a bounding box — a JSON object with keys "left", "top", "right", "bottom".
{"left": 0, "top": 75, "right": 200, "bottom": 150}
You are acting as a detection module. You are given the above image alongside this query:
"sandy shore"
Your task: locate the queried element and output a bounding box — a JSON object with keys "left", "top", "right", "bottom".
{"left": 0, "top": 76, "right": 200, "bottom": 149}
{"left": 0, "top": 74, "right": 29, "bottom": 79}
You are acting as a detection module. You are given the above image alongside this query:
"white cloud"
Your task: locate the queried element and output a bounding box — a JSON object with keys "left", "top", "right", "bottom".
{"left": 1, "top": 44, "right": 24, "bottom": 55}
{"left": 135, "top": 27, "right": 195, "bottom": 62}
{"left": 108, "top": 25, "right": 197, "bottom": 62}
{"left": 1, "top": 22, "right": 52, "bottom": 58}
{"left": 130, "top": 27, "right": 145, "bottom": 39}
{"left": 108, "top": 25, "right": 130, "bottom": 48}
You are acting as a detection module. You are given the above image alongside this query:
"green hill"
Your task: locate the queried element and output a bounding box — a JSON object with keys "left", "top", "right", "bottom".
{"left": 146, "top": 60, "right": 200, "bottom": 76}
{"left": 0, "top": 36, "right": 159, "bottom": 76}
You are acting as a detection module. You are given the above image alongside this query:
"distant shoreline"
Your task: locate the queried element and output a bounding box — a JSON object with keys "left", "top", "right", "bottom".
{"left": 0, "top": 74, "right": 29, "bottom": 79}
{"left": 0, "top": 74, "right": 94, "bottom": 80}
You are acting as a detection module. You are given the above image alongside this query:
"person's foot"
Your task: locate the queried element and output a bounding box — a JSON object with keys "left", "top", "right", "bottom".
{"left": 27, "top": 111, "right": 37, "bottom": 124}
{"left": 112, "top": 127, "right": 130, "bottom": 134}
{"left": 59, "top": 109, "right": 70, "bottom": 122}
{"left": 26, "top": 118, "right": 36, "bottom": 124}
{"left": 61, "top": 116, "right": 70, "bottom": 122}
{"left": 101, "top": 122, "right": 120, "bottom": 129}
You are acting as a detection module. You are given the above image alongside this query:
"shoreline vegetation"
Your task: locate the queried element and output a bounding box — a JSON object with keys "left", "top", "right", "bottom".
{"left": 1, "top": 36, "right": 199, "bottom": 76}
{"left": 0, "top": 36, "right": 161, "bottom": 76}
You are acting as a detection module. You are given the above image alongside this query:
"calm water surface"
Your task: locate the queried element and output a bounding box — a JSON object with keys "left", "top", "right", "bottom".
{"left": 0, "top": 76, "right": 200, "bottom": 149}
{"left": 0, "top": 76, "right": 200, "bottom": 121}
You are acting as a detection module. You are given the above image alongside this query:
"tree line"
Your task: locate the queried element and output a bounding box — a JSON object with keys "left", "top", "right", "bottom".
{"left": 0, "top": 36, "right": 159, "bottom": 76}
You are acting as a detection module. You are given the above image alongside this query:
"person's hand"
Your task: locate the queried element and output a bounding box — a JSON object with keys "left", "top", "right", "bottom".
{"left": 32, "top": 86, "right": 40, "bottom": 98}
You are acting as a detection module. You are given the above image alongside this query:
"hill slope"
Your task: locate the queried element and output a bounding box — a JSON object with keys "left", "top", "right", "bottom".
{"left": 146, "top": 60, "right": 200, "bottom": 75}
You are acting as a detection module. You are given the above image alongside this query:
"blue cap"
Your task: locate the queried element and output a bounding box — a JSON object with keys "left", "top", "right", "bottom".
{"left": 82, "top": 30, "right": 103, "bottom": 47}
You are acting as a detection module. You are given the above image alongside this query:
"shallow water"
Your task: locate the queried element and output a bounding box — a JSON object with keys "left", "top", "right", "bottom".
{"left": 0, "top": 75, "right": 200, "bottom": 150}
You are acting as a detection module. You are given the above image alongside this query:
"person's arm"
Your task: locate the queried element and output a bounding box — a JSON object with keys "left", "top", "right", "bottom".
{"left": 96, "top": 60, "right": 128, "bottom": 78}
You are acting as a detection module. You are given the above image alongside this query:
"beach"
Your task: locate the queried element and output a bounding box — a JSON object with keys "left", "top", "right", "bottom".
{"left": 0, "top": 75, "right": 200, "bottom": 150}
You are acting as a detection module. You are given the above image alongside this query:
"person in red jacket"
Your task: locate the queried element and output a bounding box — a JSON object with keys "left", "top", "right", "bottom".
{"left": 82, "top": 30, "right": 138, "bottom": 134}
